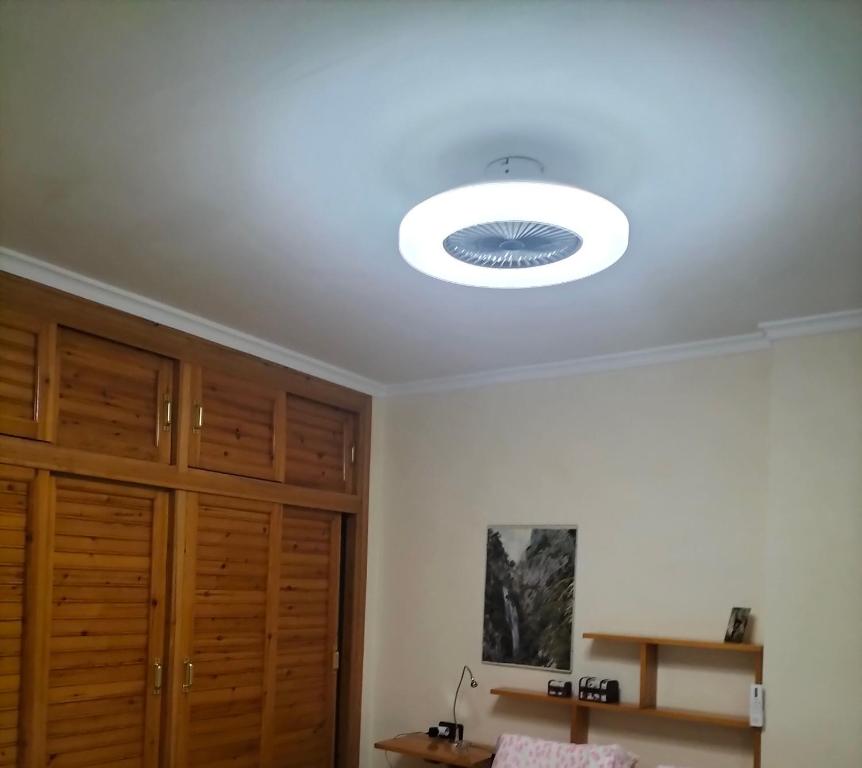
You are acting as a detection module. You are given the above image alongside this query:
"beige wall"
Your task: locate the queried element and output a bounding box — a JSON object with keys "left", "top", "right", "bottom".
{"left": 761, "top": 332, "right": 862, "bottom": 766}
{"left": 361, "top": 330, "right": 862, "bottom": 768}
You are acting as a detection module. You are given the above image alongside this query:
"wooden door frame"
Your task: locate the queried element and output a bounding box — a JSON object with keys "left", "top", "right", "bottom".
{"left": 20, "top": 469, "right": 51, "bottom": 767}
{"left": 335, "top": 399, "right": 370, "bottom": 768}
{"left": 162, "top": 490, "right": 197, "bottom": 768}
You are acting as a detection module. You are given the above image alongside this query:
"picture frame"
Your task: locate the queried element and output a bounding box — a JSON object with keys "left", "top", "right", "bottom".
{"left": 482, "top": 525, "right": 577, "bottom": 671}
{"left": 724, "top": 606, "right": 751, "bottom": 643}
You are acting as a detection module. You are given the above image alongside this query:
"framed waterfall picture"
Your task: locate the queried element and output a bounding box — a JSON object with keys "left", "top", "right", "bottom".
{"left": 482, "top": 525, "right": 577, "bottom": 671}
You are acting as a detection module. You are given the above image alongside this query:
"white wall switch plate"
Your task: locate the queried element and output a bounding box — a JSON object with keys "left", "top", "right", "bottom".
{"left": 749, "top": 683, "right": 765, "bottom": 727}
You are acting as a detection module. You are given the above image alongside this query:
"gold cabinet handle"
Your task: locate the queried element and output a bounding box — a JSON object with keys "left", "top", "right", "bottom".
{"left": 182, "top": 658, "right": 194, "bottom": 692}
{"left": 153, "top": 659, "right": 163, "bottom": 694}
{"left": 193, "top": 404, "right": 204, "bottom": 431}
{"left": 162, "top": 398, "right": 173, "bottom": 430}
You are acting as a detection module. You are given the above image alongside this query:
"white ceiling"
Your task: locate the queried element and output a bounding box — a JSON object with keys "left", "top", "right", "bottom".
{"left": 1, "top": 0, "right": 860, "bottom": 386}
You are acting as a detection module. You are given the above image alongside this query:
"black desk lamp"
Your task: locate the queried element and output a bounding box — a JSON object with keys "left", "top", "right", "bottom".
{"left": 452, "top": 664, "right": 478, "bottom": 747}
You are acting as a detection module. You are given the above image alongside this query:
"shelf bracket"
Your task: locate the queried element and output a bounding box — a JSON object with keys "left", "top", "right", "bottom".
{"left": 639, "top": 643, "right": 658, "bottom": 708}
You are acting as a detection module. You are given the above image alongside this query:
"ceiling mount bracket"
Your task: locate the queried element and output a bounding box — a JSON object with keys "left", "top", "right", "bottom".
{"left": 484, "top": 156, "right": 545, "bottom": 181}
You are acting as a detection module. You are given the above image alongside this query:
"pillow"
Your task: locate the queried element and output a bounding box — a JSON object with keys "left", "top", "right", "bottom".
{"left": 493, "top": 733, "right": 638, "bottom": 768}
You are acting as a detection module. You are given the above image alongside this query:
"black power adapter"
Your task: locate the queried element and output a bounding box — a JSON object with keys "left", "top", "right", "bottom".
{"left": 426, "top": 721, "right": 463, "bottom": 742}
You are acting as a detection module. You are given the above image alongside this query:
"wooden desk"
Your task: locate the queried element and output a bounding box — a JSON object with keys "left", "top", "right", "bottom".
{"left": 374, "top": 732, "right": 495, "bottom": 767}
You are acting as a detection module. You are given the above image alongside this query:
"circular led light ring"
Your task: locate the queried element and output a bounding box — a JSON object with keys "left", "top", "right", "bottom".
{"left": 399, "top": 181, "right": 629, "bottom": 288}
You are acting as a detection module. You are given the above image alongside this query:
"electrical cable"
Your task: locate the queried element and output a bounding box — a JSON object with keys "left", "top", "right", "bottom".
{"left": 383, "top": 731, "right": 415, "bottom": 767}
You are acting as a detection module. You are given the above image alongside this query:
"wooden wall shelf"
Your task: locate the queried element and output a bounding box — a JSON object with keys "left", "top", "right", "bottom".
{"left": 582, "top": 632, "right": 763, "bottom": 655}
{"left": 490, "top": 632, "right": 764, "bottom": 768}
{"left": 490, "top": 688, "right": 750, "bottom": 729}
{"left": 577, "top": 699, "right": 751, "bottom": 730}
{"left": 490, "top": 687, "right": 574, "bottom": 708}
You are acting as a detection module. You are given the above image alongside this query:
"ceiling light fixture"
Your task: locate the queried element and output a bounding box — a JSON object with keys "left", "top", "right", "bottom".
{"left": 399, "top": 157, "right": 629, "bottom": 288}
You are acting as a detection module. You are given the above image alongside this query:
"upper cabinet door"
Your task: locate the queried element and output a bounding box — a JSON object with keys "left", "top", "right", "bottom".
{"left": 285, "top": 396, "right": 356, "bottom": 494}
{"left": 56, "top": 328, "right": 175, "bottom": 463}
{"left": 0, "top": 310, "right": 55, "bottom": 441}
{"left": 188, "top": 366, "right": 286, "bottom": 481}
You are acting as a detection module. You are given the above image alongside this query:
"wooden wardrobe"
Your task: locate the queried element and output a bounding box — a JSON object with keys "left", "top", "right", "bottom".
{"left": 0, "top": 272, "right": 370, "bottom": 768}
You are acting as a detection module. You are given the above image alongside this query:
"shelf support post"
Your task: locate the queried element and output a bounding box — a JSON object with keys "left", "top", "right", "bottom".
{"left": 753, "top": 647, "right": 763, "bottom": 768}
{"left": 571, "top": 704, "right": 589, "bottom": 744}
{"left": 639, "top": 643, "right": 658, "bottom": 708}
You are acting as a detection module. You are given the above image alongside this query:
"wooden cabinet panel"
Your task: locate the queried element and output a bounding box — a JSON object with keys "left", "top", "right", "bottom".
{"left": 57, "top": 329, "right": 174, "bottom": 463}
{"left": 273, "top": 509, "right": 341, "bottom": 768}
{"left": 285, "top": 397, "right": 355, "bottom": 493}
{"left": 172, "top": 493, "right": 277, "bottom": 768}
{"left": 0, "top": 465, "right": 35, "bottom": 767}
{"left": 0, "top": 311, "right": 55, "bottom": 441}
{"left": 40, "top": 477, "right": 169, "bottom": 768}
{"left": 189, "top": 367, "right": 285, "bottom": 481}
{"left": 0, "top": 274, "right": 371, "bottom": 768}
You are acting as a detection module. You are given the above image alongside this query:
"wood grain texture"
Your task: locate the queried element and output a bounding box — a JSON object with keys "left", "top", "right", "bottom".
{"left": 0, "top": 272, "right": 372, "bottom": 768}
{"left": 285, "top": 397, "right": 354, "bottom": 493}
{"left": 0, "top": 272, "right": 369, "bottom": 413}
{"left": 56, "top": 329, "right": 174, "bottom": 463}
{"left": 44, "top": 477, "right": 169, "bottom": 768}
{"left": 162, "top": 491, "right": 196, "bottom": 768}
{"left": 274, "top": 509, "right": 341, "bottom": 768}
{"left": 189, "top": 367, "right": 285, "bottom": 482}
{"left": 144, "top": 493, "right": 169, "bottom": 764}
{"left": 260, "top": 505, "right": 283, "bottom": 767}
{"left": 335, "top": 399, "right": 369, "bottom": 768}
{"left": 0, "top": 311, "right": 55, "bottom": 442}
{"left": 184, "top": 494, "right": 275, "bottom": 768}
{"left": 0, "top": 437, "right": 360, "bottom": 514}
{"left": 0, "top": 466, "right": 36, "bottom": 766}
{"left": 20, "top": 469, "right": 52, "bottom": 767}
{"left": 173, "top": 363, "right": 194, "bottom": 471}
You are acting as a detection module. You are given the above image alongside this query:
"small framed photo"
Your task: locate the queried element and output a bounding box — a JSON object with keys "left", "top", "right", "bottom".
{"left": 724, "top": 607, "right": 751, "bottom": 643}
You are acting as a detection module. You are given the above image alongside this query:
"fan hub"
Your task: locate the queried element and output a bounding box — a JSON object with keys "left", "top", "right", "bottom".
{"left": 443, "top": 220, "right": 583, "bottom": 269}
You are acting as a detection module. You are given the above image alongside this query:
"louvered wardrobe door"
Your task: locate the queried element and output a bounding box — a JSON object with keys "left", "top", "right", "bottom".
{"left": 285, "top": 396, "right": 355, "bottom": 493}
{"left": 273, "top": 509, "right": 341, "bottom": 767}
{"left": 0, "top": 310, "right": 55, "bottom": 440}
{"left": 34, "top": 477, "right": 169, "bottom": 768}
{"left": 173, "top": 494, "right": 278, "bottom": 768}
{"left": 188, "top": 367, "right": 286, "bottom": 481}
{"left": 57, "top": 329, "right": 174, "bottom": 462}
{"left": 0, "top": 465, "right": 37, "bottom": 767}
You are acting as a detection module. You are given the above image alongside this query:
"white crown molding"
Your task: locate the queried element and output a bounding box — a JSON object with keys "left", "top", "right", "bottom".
{"left": 759, "top": 309, "right": 862, "bottom": 340}
{"left": 0, "top": 247, "right": 386, "bottom": 396}
{"left": 383, "top": 309, "right": 862, "bottom": 396}
{"left": 2, "top": 246, "right": 859, "bottom": 399}
{"left": 382, "top": 333, "right": 771, "bottom": 396}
